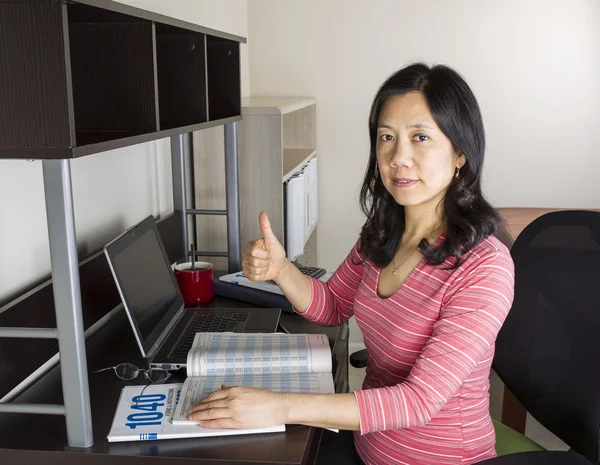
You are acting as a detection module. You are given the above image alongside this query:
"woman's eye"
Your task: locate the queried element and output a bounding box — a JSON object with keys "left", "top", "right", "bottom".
{"left": 379, "top": 134, "right": 394, "bottom": 141}
{"left": 414, "top": 134, "right": 430, "bottom": 142}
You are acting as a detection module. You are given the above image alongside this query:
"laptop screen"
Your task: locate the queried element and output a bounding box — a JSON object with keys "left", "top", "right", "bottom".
{"left": 104, "top": 215, "right": 184, "bottom": 357}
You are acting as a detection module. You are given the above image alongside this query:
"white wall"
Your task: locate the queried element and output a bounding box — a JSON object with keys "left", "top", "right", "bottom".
{"left": 0, "top": 0, "right": 249, "bottom": 305}
{"left": 247, "top": 0, "right": 600, "bottom": 344}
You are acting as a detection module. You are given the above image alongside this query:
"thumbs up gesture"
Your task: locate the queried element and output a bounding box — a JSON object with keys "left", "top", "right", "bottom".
{"left": 242, "top": 212, "right": 288, "bottom": 282}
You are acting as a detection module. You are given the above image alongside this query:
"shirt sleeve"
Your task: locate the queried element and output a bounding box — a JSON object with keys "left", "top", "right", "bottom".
{"left": 353, "top": 248, "right": 515, "bottom": 433}
{"left": 296, "top": 238, "right": 365, "bottom": 327}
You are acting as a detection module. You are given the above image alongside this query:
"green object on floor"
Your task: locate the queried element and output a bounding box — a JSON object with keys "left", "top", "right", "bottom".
{"left": 494, "top": 420, "right": 545, "bottom": 456}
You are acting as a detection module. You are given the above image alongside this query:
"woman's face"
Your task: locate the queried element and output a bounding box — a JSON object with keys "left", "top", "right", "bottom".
{"left": 376, "top": 92, "right": 465, "bottom": 212}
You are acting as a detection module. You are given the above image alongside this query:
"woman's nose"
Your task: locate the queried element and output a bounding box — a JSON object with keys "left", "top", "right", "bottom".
{"left": 390, "top": 142, "right": 412, "bottom": 168}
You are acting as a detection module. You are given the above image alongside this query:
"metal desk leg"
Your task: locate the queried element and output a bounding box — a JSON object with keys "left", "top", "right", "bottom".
{"left": 42, "top": 159, "right": 93, "bottom": 448}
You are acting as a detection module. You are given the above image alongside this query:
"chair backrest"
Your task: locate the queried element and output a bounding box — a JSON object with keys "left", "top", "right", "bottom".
{"left": 493, "top": 210, "right": 600, "bottom": 462}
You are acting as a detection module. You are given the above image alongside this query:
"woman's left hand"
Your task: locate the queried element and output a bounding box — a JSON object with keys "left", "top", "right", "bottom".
{"left": 187, "top": 385, "right": 288, "bottom": 429}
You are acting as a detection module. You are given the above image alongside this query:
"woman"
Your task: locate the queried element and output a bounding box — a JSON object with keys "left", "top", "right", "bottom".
{"left": 188, "top": 63, "right": 515, "bottom": 465}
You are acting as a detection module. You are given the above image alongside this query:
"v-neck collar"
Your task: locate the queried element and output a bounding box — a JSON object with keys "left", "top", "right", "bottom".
{"left": 375, "top": 233, "right": 447, "bottom": 300}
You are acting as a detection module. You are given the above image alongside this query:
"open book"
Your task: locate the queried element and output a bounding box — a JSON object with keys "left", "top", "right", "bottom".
{"left": 172, "top": 332, "right": 336, "bottom": 425}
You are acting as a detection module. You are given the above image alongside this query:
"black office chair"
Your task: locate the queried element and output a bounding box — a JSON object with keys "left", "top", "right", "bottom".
{"left": 480, "top": 210, "right": 600, "bottom": 464}
{"left": 351, "top": 211, "right": 600, "bottom": 464}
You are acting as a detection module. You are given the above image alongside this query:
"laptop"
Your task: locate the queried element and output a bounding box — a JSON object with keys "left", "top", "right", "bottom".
{"left": 103, "top": 215, "right": 281, "bottom": 370}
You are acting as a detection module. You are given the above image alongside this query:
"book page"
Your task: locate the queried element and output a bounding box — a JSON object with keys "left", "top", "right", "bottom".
{"left": 186, "top": 333, "right": 332, "bottom": 378}
{"left": 172, "top": 372, "right": 335, "bottom": 425}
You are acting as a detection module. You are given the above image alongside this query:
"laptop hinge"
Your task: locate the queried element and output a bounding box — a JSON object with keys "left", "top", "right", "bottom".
{"left": 150, "top": 305, "right": 185, "bottom": 359}
{"left": 147, "top": 344, "right": 159, "bottom": 359}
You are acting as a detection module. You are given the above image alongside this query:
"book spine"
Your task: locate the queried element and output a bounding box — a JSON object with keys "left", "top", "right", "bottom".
{"left": 108, "top": 431, "right": 200, "bottom": 442}
{"left": 108, "top": 433, "right": 159, "bottom": 442}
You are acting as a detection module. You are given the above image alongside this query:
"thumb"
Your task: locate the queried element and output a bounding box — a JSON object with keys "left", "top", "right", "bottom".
{"left": 259, "top": 211, "right": 279, "bottom": 247}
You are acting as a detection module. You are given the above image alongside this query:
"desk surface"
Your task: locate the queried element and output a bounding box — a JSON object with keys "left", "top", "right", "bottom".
{"left": 0, "top": 296, "right": 346, "bottom": 465}
{"left": 477, "top": 450, "right": 592, "bottom": 465}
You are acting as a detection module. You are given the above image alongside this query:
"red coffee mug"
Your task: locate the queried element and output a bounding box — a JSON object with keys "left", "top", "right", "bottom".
{"left": 174, "top": 262, "right": 214, "bottom": 304}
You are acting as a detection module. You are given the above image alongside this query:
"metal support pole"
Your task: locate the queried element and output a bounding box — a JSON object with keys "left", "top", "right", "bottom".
{"left": 187, "top": 209, "right": 227, "bottom": 216}
{"left": 0, "top": 403, "right": 65, "bottom": 415}
{"left": 188, "top": 133, "right": 198, "bottom": 248}
{"left": 42, "top": 159, "right": 93, "bottom": 448}
{"left": 171, "top": 133, "right": 191, "bottom": 259}
{"left": 195, "top": 251, "right": 228, "bottom": 258}
{"left": 0, "top": 328, "right": 58, "bottom": 338}
{"left": 224, "top": 122, "right": 242, "bottom": 272}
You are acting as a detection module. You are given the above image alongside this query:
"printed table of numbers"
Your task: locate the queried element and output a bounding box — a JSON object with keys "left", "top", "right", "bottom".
{"left": 200, "top": 372, "right": 326, "bottom": 396}
{"left": 203, "top": 333, "right": 312, "bottom": 377}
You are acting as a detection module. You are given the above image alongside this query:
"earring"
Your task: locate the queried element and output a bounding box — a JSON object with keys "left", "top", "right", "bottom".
{"left": 455, "top": 167, "right": 460, "bottom": 179}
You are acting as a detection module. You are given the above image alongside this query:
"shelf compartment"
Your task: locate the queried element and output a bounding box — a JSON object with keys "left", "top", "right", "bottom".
{"left": 282, "top": 104, "right": 316, "bottom": 150}
{"left": 282, "top": 148, "right": 316, "bottom": 182}
{"left": 206, "top": 35, "right": 241, "bottom": 121}
{"left": 155, "top": 23, "right": 207, "bottom": 130}
{"left": 67, "top": 3, "right": 158, "bottom": 147}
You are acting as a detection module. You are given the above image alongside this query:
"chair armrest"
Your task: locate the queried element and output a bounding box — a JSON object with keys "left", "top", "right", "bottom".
{"left": 349, "top": 348, "right": 368, "bottom": 369}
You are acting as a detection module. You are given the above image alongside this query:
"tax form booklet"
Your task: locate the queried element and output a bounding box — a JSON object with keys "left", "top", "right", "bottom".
{"left": 107, "top": 383, "right": 284, "bottom": 442}
{"left": 171, "top": 332, "right": 335, "bottom": 425}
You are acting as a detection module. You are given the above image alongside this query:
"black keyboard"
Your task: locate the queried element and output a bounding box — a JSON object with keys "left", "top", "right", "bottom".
{"left": 170, "top": 311, "right": 248, "bottom": 358}
{"left": 293, "top": 262, "right": 327, "bottom": 279}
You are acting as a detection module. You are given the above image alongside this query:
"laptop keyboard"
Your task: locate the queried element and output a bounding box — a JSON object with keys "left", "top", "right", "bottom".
{"left": 293, "top": 262, "right": 327, "bottom": 279}
{"left": 170, "top": 311, "right": 248, "bottom": 358}
{"left": 268, "top": 263, "right": 326, "bottom": 284}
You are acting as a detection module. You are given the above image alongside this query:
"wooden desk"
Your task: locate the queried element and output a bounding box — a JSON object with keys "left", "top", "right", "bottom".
{"left": 0, "top": 295, "right": 349, "bottom": 465}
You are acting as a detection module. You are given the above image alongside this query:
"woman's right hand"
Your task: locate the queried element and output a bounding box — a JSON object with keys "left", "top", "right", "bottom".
{"left": 242, "top": 212, "right": 288, "bottom": 282}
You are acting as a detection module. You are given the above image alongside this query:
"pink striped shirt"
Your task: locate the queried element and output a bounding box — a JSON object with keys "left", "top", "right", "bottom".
{"left": 301, "top": 235, "right": 514, "bottom": 465}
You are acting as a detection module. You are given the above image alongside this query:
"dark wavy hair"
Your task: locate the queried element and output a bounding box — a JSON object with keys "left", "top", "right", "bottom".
{"left": 358, "top": 63, "right": 502, "bottom": 269}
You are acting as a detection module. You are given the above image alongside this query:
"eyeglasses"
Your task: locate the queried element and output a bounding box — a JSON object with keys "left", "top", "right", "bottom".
{"left": 94, "top": 362, "right": 171, "bottom": 383}
{"left": 94, "top": 363, "right": 171, "bottom": 405}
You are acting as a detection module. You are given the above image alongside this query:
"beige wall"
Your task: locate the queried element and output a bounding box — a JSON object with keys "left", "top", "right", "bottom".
{"left": 248, "top": 0, "right": 600, "bottom": 269}
{"left": 0, "top": 1, "right": 249, "bottom": 305}
{"left": 247, "top": 0, "right": 600, "bottom": 344}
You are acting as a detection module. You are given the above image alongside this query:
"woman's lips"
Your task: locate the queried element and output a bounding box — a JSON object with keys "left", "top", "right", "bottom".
{"left": 392, "top": 178, "right": 418, "bottom": 188}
